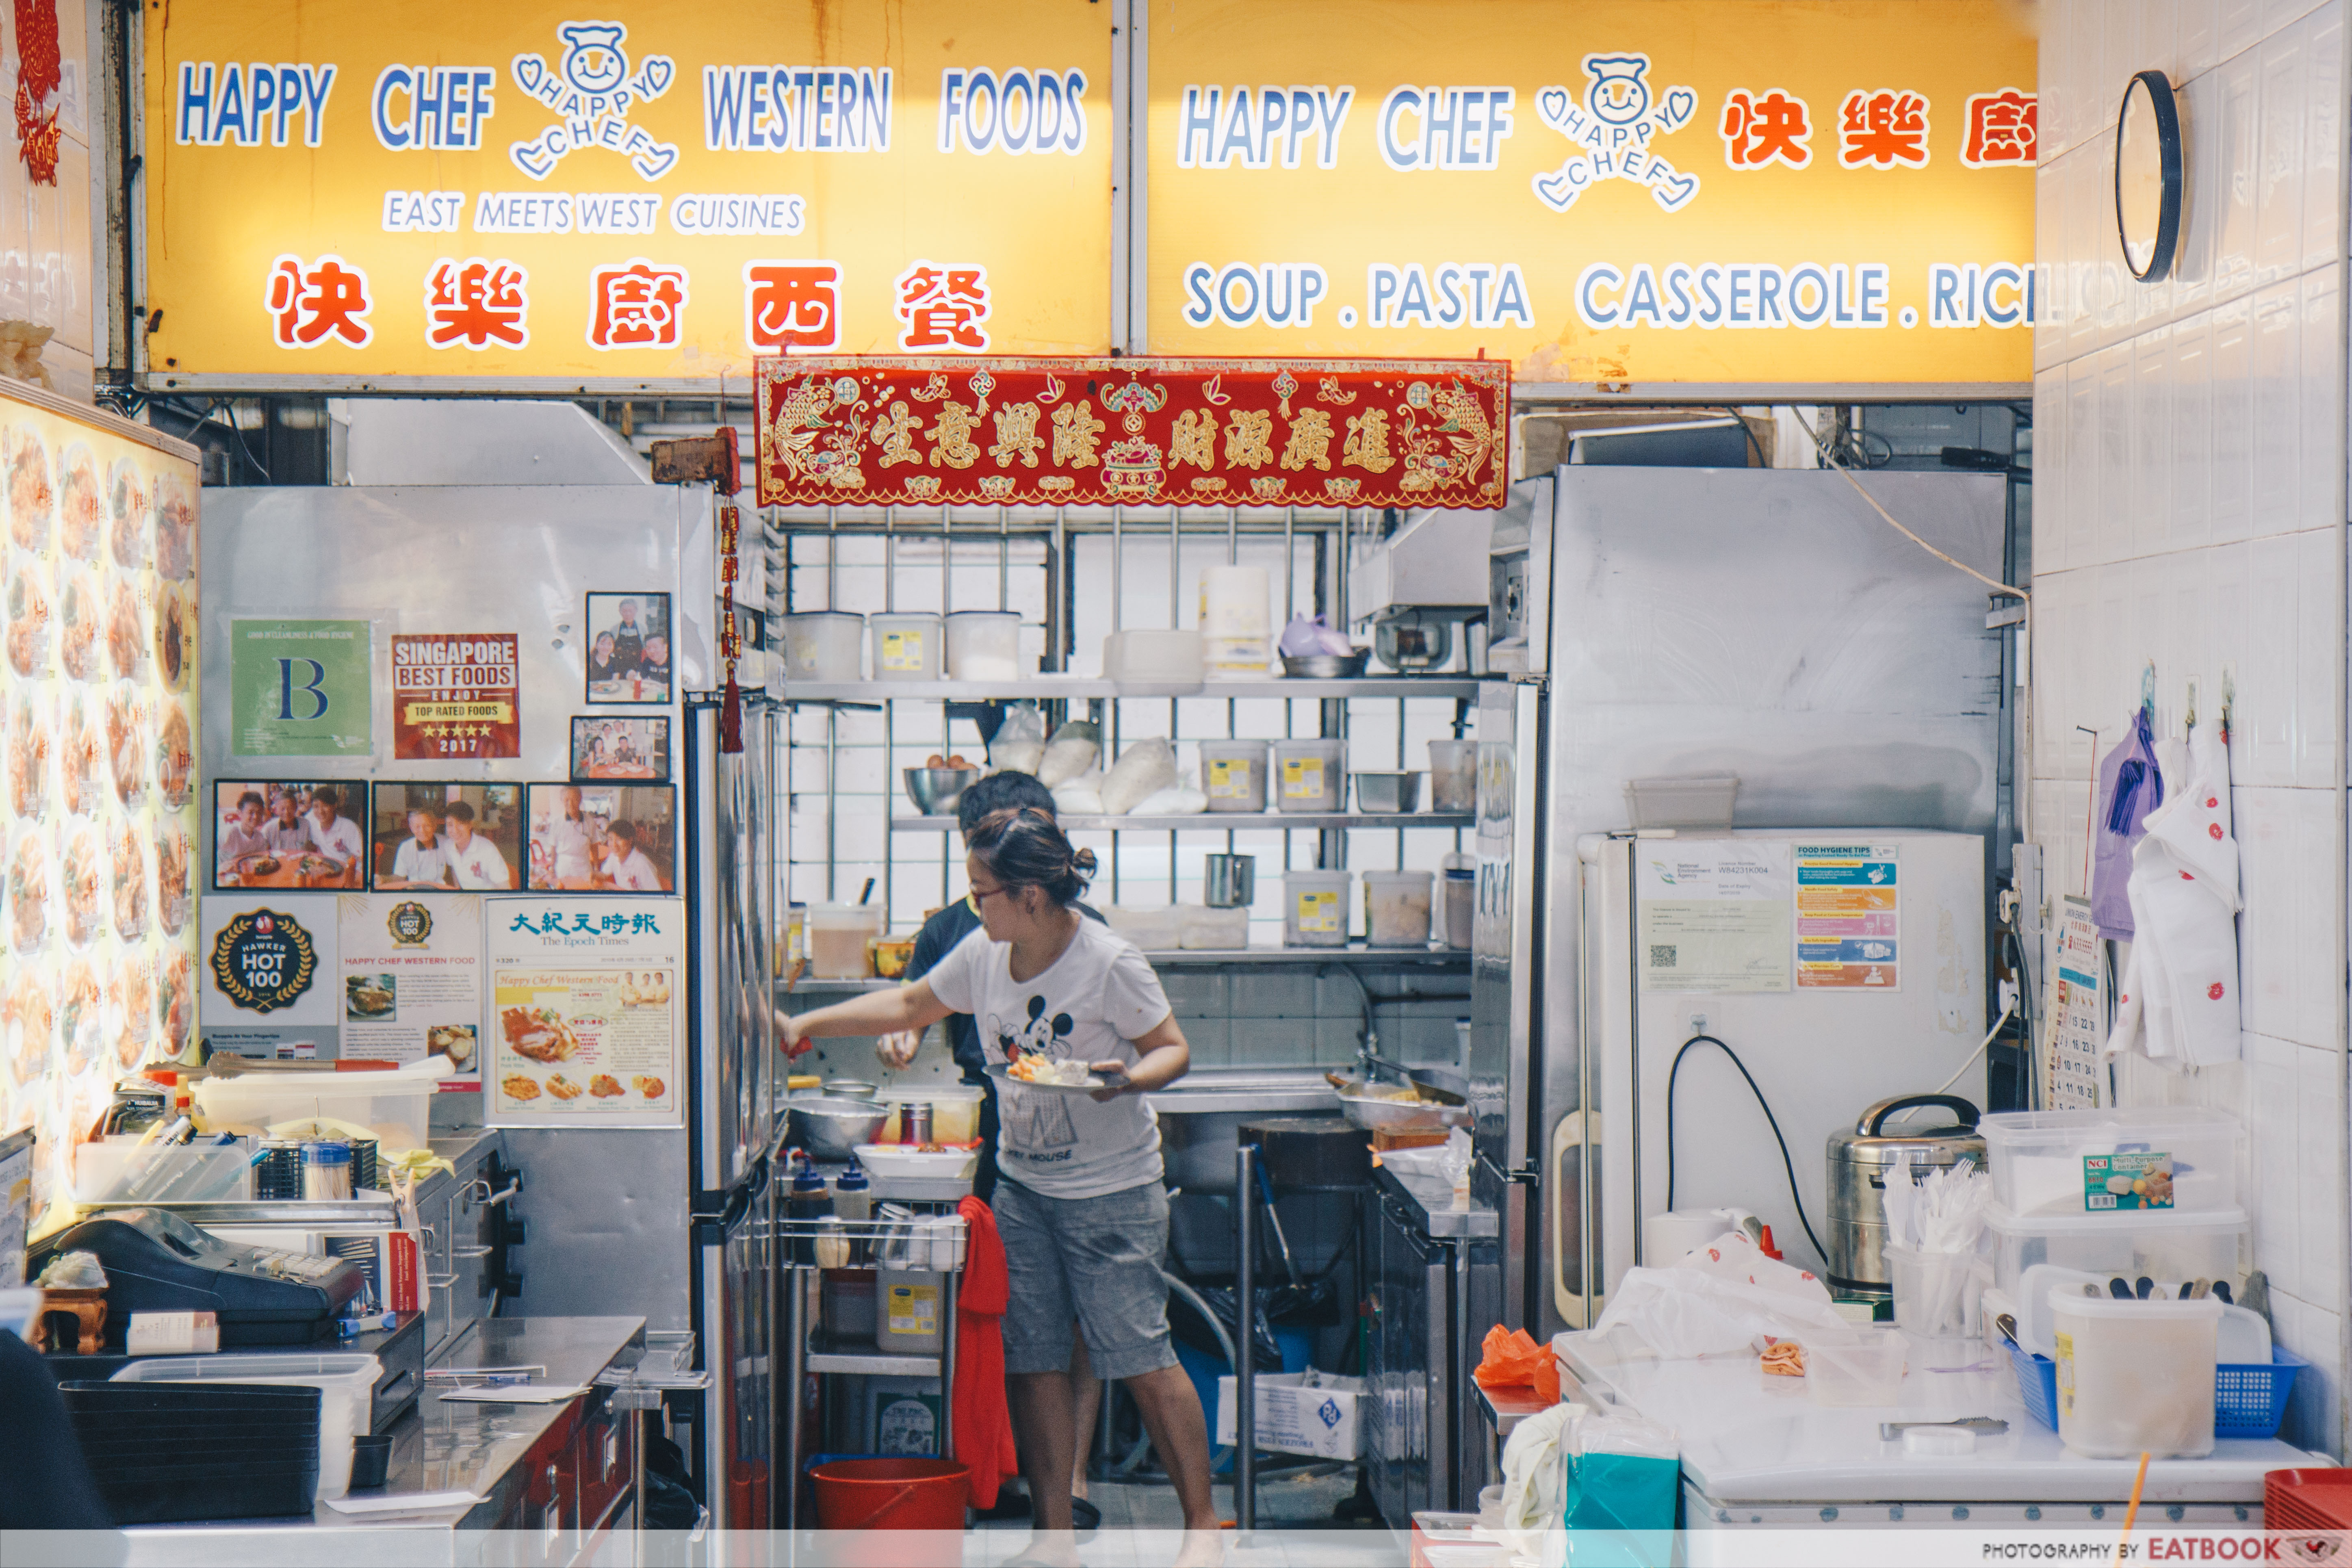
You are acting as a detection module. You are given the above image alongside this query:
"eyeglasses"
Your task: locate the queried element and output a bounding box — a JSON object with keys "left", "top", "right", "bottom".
{"left": 970, "top": 882, "right": 1010, "bottom": 904}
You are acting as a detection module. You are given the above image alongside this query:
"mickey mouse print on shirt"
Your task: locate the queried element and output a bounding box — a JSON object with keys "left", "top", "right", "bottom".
{"left": 988, "top": 994, "right": 1081, "bottom": 1150}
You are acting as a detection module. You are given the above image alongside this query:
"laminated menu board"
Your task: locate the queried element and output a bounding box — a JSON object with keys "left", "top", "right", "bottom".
{"left": 2, "top": 388, "right": 203, "bottom": 1211}
{"left": 337, "top": 894, "right": 484, "bottom": 1087}
{"left": 484, "top": 896, "right": 681, "bottom": 1129}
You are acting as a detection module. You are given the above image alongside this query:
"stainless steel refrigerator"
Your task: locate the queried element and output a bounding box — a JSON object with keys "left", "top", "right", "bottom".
{"left": 199, "top": 481, "right": 781, "bottom": 1526}
{"left": 1466, "top": 466, "right": 2007, "bottom": 1339}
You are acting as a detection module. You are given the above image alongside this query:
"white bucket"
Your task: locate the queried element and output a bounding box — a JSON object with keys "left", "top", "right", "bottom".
{"left": 2050, "top": 1292, "right": 2220, "bottom": 1458}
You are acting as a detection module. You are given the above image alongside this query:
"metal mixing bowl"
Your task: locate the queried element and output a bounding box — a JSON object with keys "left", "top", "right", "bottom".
{"left": 1281, "top": 651, "right": 1370, "bottom": 679}
{"left": 903, "top": 766, "right": 978, "bottom": 816}
{"left": 823, "top": 1080, "right": 879, "bottom": 1100}
{"left": 1352, "top": 771, "right": 1424, "bottom": 813}
{"left": 787, "top": 1095, "right": 889, "bottom": 1160}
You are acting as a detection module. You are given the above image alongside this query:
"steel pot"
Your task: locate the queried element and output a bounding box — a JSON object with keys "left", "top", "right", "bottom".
{"left": 787, "top": 1096, "right": 890, "bottom": 1162}
{"left": 1203, "top": 854, "right": 1256, "bottom": 908}
{"left": 1825, "top": 1093, "right": 1985, "bottom": 1295}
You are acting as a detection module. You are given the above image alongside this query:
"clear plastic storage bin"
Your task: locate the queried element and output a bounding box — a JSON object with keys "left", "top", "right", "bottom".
{"left": 1985, "top": 1204, "right": 2250, "bottom": 1299}
{"left": 1200, "top": 740, "right": 1271, "bottom": 813}
{"left": 1428, "top": 740, "right": 1478, "bottom": 814}
{"left": 1283, "top": 870, "right": 1353, "bottom": 947}
{"left": 781, "top": 611, "right": 863, "bottom": 682}
{"left": 945, "top": 611, "right": 1021, "bottom": 683}
{"left": 805, "top": 904, "right": 886, "bottom": 978}
{"left": 1979, "top": 1106, "right": 2244, "bottom": 1216}
{"left": 112, "top": 1353, "right": 380, "bottom": 1499}
{"left": 1105, "top": 904, "right": 1185, "bottom": 952}
{"left": 870, "top": 613, "right": 942, "bottom": 680}
{"left": 1273, "top": 740, "right": 1346, "bottom": 813}
{"left": 1364, "top": 870, "right": 1433, "bottom": 947}
{"left": 2050, "top": 1294, "right": 2220, "bottom": 1458}
{"left": 193, "top": 1074, "right": 434, "bottom": 1156}
{"left": 1178, "top": 905, "right": 1250, "bottom": 950}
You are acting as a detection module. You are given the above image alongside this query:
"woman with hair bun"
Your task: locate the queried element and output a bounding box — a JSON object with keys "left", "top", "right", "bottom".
{"left": 776, "top": 805, "right": 1218, "bottom": 1563}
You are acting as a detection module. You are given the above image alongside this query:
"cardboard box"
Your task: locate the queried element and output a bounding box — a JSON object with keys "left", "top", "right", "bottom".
{"left": 1213, "top": 1369, "right": 1366, "bottom": 1460}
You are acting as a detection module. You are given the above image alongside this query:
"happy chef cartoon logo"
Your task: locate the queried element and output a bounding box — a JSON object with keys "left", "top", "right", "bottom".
{"left": 508, "top": 20, "right": 679, "bottom": 181}
{"left": 1533, "top": 52, "right": 1701, "bottom": 214}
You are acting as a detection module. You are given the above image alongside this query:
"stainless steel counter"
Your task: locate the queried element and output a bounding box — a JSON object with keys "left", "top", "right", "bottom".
{"left": 95, "top": 1316, "right": 648, "bottom": 1566}
{"left": 1374, "top": 1161, "right": 1498, "bottom": 1238}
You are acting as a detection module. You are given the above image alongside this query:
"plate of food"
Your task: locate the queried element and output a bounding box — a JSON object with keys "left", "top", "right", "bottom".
{"left": 502, "top": 1004, "right": 580, "bottom": 1063}
{"left": 986, "top": 1057, "right": 1123, "bottom": 1095}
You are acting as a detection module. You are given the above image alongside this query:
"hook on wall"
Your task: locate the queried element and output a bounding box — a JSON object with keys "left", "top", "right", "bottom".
{"left": 2185, "top": 675, "right": 2198, "bottom": 731}
{"left": 2220, "top": 663, "right": 2235, "bottom": 745}
{"left": 2140, "top": 661, "right": 2157, "bottom": 719}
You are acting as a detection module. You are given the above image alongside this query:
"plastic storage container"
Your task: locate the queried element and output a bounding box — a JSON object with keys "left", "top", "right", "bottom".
{"left": 1442, "top": 859, "right": 1476, "bottom": 950}
{"left": 781, "top": 611, "right": 863, "bottom": 682}
{"left": 112, "top": 1353, "right": 380, "bottom": 1499}
{"left": 1884, "top": 1241, "right": 1976, "bottom": 1339}
{"left": 1199, "top": 564, "right": 1272, "bottom": 676}
{"left": 1106, "top": 904, "right": 1185, "bottom": 951}
{"left": 1179, "top": 905, "right": 1250, "bottom": 950}
{"left": 805, "top": 904, "right": 887, "bottom": 979}
{"left": 193, "top": 1071, "right": 437, "bottom": 1155}
{"left": 1428, "top": 740, "right": 1478, "bottom": 813}
{"left": 2049, "top": 1293, "right": 2220, "bottom": 1457}
{"left": 1102, "top": 629, "right": 1205, "bottom": 693}
{"left": 1364, "top": 870, "right": 1434, "bottom": 947}
{"left": 1984, "top": 1204, "right": 2250, "bottom": 1299}
{"left": 1283, "top": 870, "right": 1353, "bottom": 947}
{"left": 945, "top": 611, "right": 1021, "bottom": 683}
{"left": 879, "top": 1086, "right": 986, "bottom": 1146}
{"left": 1200, "top": 740, "right": 1271, "bottom": 813}
{"left": 1273, "top": 740, "right": 1346, "bottom": 813}
{"left": 1979, "top": 1106, "right": 2244, "bottom": 1216}
{"left": 1624, "top": 773, "right": 1740, "bottom": 831}
{"left": 870, "top": 613, "right": 943, "bottom": 681}
{"left": 1805, "top": 1329, "right": 1907, "bottom": 1405}
{"left": 877, "top": 1267, "right": 946, "bottom": 1353}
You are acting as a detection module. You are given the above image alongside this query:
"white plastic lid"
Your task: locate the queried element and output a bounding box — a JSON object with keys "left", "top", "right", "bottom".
{"left": 2046, "top": 1291, "right": 2224, "bottom": 1322}
{"left": 1364, "top": 870, "right": 1434, "bottom": 885}
{"left": 1978, "top": 1105, "right": 2243, "bottom": 1140}
{"left": 1284, "top": 869, "right": 1352, "bottom": 885}
{"left": 1985, "top": 1202, "right": 2248, "bottom": 1236}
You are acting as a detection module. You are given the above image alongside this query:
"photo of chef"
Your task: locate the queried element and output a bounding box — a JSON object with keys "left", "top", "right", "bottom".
{"left": 212, "top": 780, "right": 368, "bottom": 889}
{"left": 370, "top": 782, "right": 523, "bottom": 891}
{"left": 525, "top": 783, "right": 677, "bottom": 893}
{"left": 570, "top": 716, "right": 670, "bottom": 781}
{"left": 583, "top": 591, "right": 672, "bottom": 705}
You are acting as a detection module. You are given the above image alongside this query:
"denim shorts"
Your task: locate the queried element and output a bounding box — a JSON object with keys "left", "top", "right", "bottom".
{"left": 991, "top": 1176, "right": 1177, "bottom": 1381}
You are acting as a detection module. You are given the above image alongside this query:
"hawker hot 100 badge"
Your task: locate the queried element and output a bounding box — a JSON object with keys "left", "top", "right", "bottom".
{"left": 388, "top": 900, "right": 433, "bottom": 948}
{"left": 209, "top": 908, "right": 320, "bottom": 1013}
{"left": 1533, "top": 53, "right": 1700, "bottom": 213}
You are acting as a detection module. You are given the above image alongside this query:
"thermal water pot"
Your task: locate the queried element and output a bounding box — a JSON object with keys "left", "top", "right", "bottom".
{"left": 1824, "top": 1094, "right": 1984, "bottom": 1295}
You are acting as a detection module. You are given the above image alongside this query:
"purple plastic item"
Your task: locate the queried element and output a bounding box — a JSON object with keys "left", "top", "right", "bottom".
{"left": 1279, "top": 614, "right": 1353, "bottom": 659}
{"left": 2089, "top": 708, "right": 2164, "bottom": 940}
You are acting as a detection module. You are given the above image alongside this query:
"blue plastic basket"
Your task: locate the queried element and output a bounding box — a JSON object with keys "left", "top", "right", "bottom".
{"left": 2007, "top": 1339, "right": 2304, "bottom": 1439}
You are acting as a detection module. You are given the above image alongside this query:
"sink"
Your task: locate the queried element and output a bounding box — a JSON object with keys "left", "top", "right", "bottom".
{"left": 1147, "top": 1069, "right": 1341, "bottom": 1193}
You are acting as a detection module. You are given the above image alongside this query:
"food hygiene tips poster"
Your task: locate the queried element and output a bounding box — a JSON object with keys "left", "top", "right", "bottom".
{"left": 338, "top": 894, "right": 483, "bottom": 1085}
{"left": 486, "top": 897, "right": 681, "bottom": 1128}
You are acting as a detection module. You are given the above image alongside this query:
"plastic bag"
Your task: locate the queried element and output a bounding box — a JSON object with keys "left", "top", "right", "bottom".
{"left": 1049, "top": 772, "right": 1104, "bottom": 815}
{"left": 1279, "top": 613, "right": 1354, "bottom": 658}
{"left": 1583, "top": 1230, "right": 1852, "bottom": 1359}
{"left": 1100, "top": 737, "right": 1180, "bottom": 815}
{"left": 1474, "top": 1325, "right": 1562, "bottom": 1404}
{"left": 1564, "top": 1412, "right": 1680, "bottom": 1561}
{"left": 1497, "top": 1400, "right": 1580, "bottom": 1551}
{"left": 1035, "top": 719, "right": 1101, "bottom": 787}
{"left": 35, "top": 1249, "right": 106, "bottom": 1289}
{"left": 988, "top": 703, "right": 1047, "bottom": 777}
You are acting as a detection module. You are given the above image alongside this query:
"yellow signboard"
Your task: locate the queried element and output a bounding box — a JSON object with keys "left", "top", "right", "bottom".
{"left": 1148, "top": 1, "right": 2036, "bottom": 388}
{"left": 142, "top": 2, "right": 1113, "bottom": 385}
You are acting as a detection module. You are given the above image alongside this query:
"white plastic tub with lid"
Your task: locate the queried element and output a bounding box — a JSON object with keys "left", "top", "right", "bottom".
{"left": 2051, "top": 1293, "right": 2221, "bottom": 1458}
{"left": 1105, "top": 904, "right": 1185, "bottom": 952}
{"left": 1179, "top": 905, "right": 1250, "bottom": 950}
{"left": 1983, "top": 1202, "right": 2249, "bottom": 1299}
{"left": 1283, "top": 870, "right": 1352, "bottom": 946}
{"left": 780, "top": 611, "right": 863, "bottom": 682}
{"left": 193, "top": 1057, "right": 449, "bottom": 1154}
{"left": 870, "top": 613, "right": 942, "bottom": 680}
{"left": 1273, "top": 740, "right": 1345, "bottom": 813}
{"left": 1978, "top": 1105, "right": 2244, "bottom": 1215}
{"left": 945, "top": 611, "right": 1021, "bottom": 682}
{"left": 1200, "top": 740, "right": 1271, "bottom": 813}
{"left": 113, "top": 1352, "right": 379, "bottom": 1499}
{"left": 1363, "top": 870, "right": 1433, "bottom": 946}
{"left": 804, "top": 904, "right": 886, "bottom": 978}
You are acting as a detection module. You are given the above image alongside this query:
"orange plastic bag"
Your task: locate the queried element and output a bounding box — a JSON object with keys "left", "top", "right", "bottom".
{"left": 1473, "top": 1325, "right": 1561, "bottom": 1403}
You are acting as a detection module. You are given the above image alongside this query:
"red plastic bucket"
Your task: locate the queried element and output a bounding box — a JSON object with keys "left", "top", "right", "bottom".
{"left": 810, "top": 1457, "right": 970, "bottom": 1530}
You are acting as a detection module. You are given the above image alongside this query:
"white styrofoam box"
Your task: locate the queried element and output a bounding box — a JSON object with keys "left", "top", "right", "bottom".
{"left": 1214, "top": 1371, "right": 1366, "bottom": 1461}
{"left": 1981, "top": 1105, "right": 2245, "bottom": 1215}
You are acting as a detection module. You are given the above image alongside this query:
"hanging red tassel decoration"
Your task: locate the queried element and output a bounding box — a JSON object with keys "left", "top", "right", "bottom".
{"left": 13, "top": 0, "right": 61, "bottom": 184}
{"left": 715, "top": 425, "right": 745, "bottom": 754}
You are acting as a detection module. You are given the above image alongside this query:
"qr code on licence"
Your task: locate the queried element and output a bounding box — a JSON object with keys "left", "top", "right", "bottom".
{"left": 1650, "top": 944, "right": 1677, "bottom": 967}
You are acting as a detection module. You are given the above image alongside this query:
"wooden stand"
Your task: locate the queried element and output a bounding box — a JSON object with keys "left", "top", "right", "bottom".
{"left": 32, "top": 1288, "right": 106, "bottom": 1353}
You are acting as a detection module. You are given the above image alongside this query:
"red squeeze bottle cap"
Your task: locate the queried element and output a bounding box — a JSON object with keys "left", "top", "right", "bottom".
{"left": 142, "top": 1069, "right": 179, "bottom": 1085}
{"left": 1758, "top": 1224, "right": 1783, "bottom": 1260}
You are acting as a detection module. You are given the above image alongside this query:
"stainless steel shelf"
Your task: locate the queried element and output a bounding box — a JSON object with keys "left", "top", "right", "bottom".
{"left": 778, "top": 946, "right": 1469, "bottom": 994}
{"left": 805, "top": 1346, "right": 943, "bottom": 1377}
{"left": 777, "top": 677, "right": 1482, "bottom": 702}
{"left": 892, "top": 812, "right": 1473, "bottom": 833}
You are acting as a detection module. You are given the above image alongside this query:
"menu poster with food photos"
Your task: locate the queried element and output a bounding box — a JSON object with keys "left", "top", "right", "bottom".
{"left": 484, "top": 897, "right": 680, "bottom": 1129}
{"left": 0, "top": 388, "right": 202, "bottom": 1212}
{"left": 338, "top": 894, "right": 484, "bottom": 1088}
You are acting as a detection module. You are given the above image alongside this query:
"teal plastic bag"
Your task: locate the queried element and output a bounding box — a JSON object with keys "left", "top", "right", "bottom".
{"left": 1563, "top": 1414, "right": 1679, "bottom": 1567}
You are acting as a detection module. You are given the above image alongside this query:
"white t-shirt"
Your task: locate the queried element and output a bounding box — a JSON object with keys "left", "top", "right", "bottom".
{"left": 391, "top": 838, "right": 450, "bottom": 886}
{"left": 605, "top": 846, "right": 664, "bottom": 891}
{"left": 445, "top": 832, "right": 512, "bottom": 890}
{"left": 924, "top": 917, "right": 1174, "bottom": 1198}
{"left": 543, "top": 814, "right": 595, "bottom": 880}
{"left": 305, "top": 814, "right": 364, "bottom": 866}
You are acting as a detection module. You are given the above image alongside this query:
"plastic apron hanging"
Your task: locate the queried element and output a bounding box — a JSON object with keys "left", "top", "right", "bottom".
{"left": 2089, "top": 706, "right": 2164, "bottom": 941}
{"left": 2106, "top": 719, "right": 2241, "bottom": 1067}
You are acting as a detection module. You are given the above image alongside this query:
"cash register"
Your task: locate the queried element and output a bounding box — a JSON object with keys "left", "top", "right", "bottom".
{"left": 32, "top": 1206, "right": 365, "bottom": 1346}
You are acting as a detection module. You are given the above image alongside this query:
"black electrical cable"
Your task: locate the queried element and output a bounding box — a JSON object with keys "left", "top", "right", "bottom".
{"left": 1665, "top": 1032, "right": 1829, "bottom": 1264}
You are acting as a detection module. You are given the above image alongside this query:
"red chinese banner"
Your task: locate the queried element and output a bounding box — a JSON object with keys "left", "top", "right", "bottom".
{"left": 754, "top": 357, "right": 1510, "bottom": 511}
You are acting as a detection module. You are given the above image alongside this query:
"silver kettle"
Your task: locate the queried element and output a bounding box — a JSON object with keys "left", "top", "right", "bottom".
{"left": 1824, "top": 1094, "right": 1984, "bottom": 1295}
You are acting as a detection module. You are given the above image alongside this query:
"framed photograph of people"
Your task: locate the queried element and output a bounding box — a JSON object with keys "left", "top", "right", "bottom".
{"left": 369, "top": 782, "right": 525, "bottom": 892}
{"left": 569, "top": 716, "right": 670, "bottom": 782}
{"left": 525, "top": 783, "right": 678, "bottom": 893}
{"left": 211, "top": 779, "right": 368, "bottom": 890}
{"left": 583, "top": 591, "right": 672, "bottom": 705}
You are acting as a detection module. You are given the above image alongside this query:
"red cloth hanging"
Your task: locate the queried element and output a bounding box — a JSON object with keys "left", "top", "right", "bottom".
{"left": 954, "top": 1195, "right": 1019, "bottom": 1510}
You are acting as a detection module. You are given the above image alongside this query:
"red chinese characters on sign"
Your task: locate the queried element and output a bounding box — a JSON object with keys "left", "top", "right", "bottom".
{"left": 390, "top": 633, "right": 521, "bottom": 760}
{"left": 1719, "top": 89, "right": 1812, "bottom": 169}
{"left": 426, "top": 257, "right": 530, "bottom": 350}
{"left": 895, "top": 262, "right": 990, "bottom": 351}
{"left": 588, "top": 261, "right": 688, "bottom": 350}
{"left": 755, "top": 357, "right": 1510, "bottom": 512}
{"left": 744, "top": 262, "right": 839, "bottom": 351}
{"left": 1962, "top": 89, "right": 2038, "bottom": 168}
{"left": 265, "top": 254, "right": 374, "bottom": 348}
{"left": 1838, "top": 89, "right": 1931, "bottom": 169}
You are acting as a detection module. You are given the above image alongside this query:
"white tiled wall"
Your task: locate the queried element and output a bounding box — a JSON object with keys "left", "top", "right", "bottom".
{"left": 2033, "top": 0, "right": 2350, "bottom": 1459}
